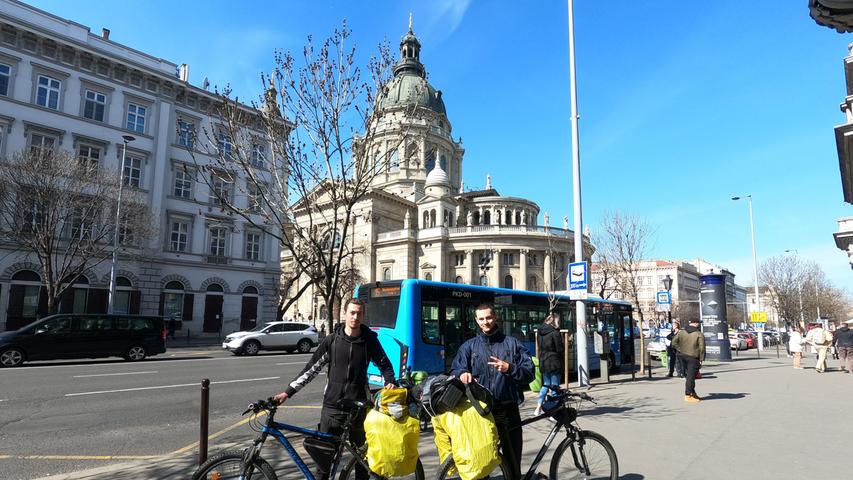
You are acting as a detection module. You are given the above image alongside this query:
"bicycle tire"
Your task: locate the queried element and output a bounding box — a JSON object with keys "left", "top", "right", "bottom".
{"left": 435, "top": 453, "right": 511, "bottom": 480}
{"left": 549, "top": 430, "right": 618, "bottom": 480}
{"left": 192, "top": 449, "right": 279, "bottom": 480}
{"left": 340, "top": 451, "right": 426, "bottom": 480}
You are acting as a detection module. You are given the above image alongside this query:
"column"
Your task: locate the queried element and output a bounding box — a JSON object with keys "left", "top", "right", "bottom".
{"left": 490, "top": 249, "right": 501, "bottom": 288}
{"left": 478, "top": 206, "right": 484, "bottom": 225}
{"left": 544, "top": 251, "right": 553, "bottom": 292}
{"left": 466, "top": 250, "right": 475, "bottom": 285}
{"left": 520, "top": 249, "right": 528, "bottom": 290}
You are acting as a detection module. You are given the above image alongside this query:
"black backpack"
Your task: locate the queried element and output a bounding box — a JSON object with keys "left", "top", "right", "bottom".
{"left": 419, "top": 375, "right": 493, "bottom": 418}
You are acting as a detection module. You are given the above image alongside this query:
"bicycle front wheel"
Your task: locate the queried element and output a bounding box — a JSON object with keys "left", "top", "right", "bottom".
{"left": 550, "top": 430, "right": 618, "bottom": 480}
{"left": 340, "top": 451, "right": 425, "bottom": 480}
{"left": 192, "top": 449, "right": 278, "bottom": 480}
{"left": 435, "top": 454, "right": 511, "bottom": 480}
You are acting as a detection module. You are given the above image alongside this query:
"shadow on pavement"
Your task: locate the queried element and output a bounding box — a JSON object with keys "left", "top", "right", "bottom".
{"left": 700, "top": 392, "right": 749, "bottom": 401}
{"left": 711, "top": 364, "right": 790, "bottom": 374}
{"left": 621, "top": 474, "right": 646, "bottom": 479}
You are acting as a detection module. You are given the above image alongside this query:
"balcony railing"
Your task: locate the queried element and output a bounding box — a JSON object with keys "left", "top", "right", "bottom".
{"left": 205, "top": 255, "right": 230, "bottom": 264}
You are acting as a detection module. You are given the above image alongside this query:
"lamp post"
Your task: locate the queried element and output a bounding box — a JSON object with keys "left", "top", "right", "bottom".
{"left": 107, "top": 134, "right": 135, "bottom": 314}
{"left": 732, "top": 195, "right": 763, "bottom": 351}
{"left": 784, "top": 249, "right": 805, "bottom": 330}
{"left": 663, "top": 274, "right": 673, "bottom": 326}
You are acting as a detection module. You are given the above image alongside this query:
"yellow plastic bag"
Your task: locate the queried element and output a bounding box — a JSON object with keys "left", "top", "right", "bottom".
{"left": 379, "top": 387, "right": 409, "bottom": 419}
{"left": 432, "top": 399, "right": 501, "bottom": 480}
{"left": 364, "top": 408, "right": 420, "bottom": 477}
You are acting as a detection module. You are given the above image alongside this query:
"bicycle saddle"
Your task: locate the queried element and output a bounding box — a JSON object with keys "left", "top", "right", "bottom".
{"left": 336, "top": 398, "right": 368, "bottom": 412}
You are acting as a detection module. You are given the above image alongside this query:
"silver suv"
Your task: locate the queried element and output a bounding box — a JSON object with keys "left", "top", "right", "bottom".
{"left": 223, "top": 322, "right": 318, "bottom": 356}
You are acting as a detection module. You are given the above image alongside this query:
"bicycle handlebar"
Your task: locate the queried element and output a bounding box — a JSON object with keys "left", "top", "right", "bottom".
{"left": 243, "top": 397, "right": 277, "bottom": 416}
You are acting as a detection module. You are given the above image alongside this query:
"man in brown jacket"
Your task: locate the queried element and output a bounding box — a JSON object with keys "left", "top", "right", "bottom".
{"left": 672, "top": 318, "right": 705, "bottom": 403}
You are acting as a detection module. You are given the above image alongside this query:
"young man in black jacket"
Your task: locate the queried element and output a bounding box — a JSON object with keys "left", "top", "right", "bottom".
{"left": 274, "top": 298, "right": 395, "bottom": 480}
{"left": 834, "top": 320, "right": 853, "bottom": 373}
{"left": 451, "top": 303, "right": 535, "bottom": 480}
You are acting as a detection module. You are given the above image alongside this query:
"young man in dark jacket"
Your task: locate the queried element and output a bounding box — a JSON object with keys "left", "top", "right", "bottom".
{"left": 833, "top": 319, "right": 853, "bottom": 373}
{"left": 451, "top": 303, "right": 535, "bottom": 480}
{"left": 274, "top": 298, "right": 395, "bottom": 480}
{"left": 672, "top": 318, "right": 705, "bottom": 403}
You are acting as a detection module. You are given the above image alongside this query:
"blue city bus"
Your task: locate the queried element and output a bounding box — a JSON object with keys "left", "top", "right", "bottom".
{"left": 356, "top": 279, "right": 635, "bottom": 385}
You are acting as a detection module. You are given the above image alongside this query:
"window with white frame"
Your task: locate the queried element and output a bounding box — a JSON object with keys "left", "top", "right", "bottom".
{"left": 251, "top": 143, "right": 266, "bottom": 168}
{"left": 245, "top": 231, "right": 261, "bottom": 260}
{"left": 503, "top": 253, "right": 515, "bottom": 265}
{"left": 169, "top": 219, "right": 190, "bottom": 252}
{"left": 209, "top": 174, "right": 231, "bottom": 205}
{"left": 218, "top": 132, "right": 233, "bottom": 160}
{"left": 209, "top": 226, "right": 228, "bottom": 256}
{"left": 77, "top": 144, "right": 100, "bottom": 168}
{"left": 173, "top": 168, "right": 193, "bottom": 198}
{"left": 247, "top": 185, "right": 262, "bottom": 212}
{"left": 83, "top": 89, "right": 106, "bottom": 121}
{"left": 177, "top": 120, "right": 195, "bottom": 149}
{"left": 35, "top": 74, "right": 61, "bottom": 109}
{"left": 126, "top": 103, "right": 146, "bottom": 133}
{"left": 0, "top": 63, "right": 10, "bottom": 96}
{"left": 123, "top": 156, "right": 142, "bottom": 187}
{"left": 454, "top": 253, "right": 465, "bottom": 266}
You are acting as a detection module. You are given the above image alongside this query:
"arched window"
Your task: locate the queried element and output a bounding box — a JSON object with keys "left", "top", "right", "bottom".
{"left": 528, "top": 276, "right": 538, "bottom": 292}
{"left": 506, "top": 210, "right": 512, "bottom": 225}
{"left": 422, "top": 211, "right": 429, "bottom": 229}
{"left": 59, "top": 274, "right": 89, "bottom": 314}
{"left": 322, "top": 230, "right": 342, "bottom": 250}
{"left": 206, "top": 283, "right": 224, "bottom": 293}
{"left": 12, "top": 270, "right": 41, "bottom": 282}
{"left": 11, "top": 270, "right": 42, "bottom": 323}
{"left": 426, "top": 147, "right": 436, "bottom": 172}
{"left": 389, "top": 150, "right": 400, "bottom": 172}
{"left": 455, "top": 275, "right": 464, "bottom": 284}
{"left": 163, "top": 281, "right": 185, "bottom": 320}
{"left": 114, "top": 276, "right": 134, "bottom": 315}
{"left": 425, "top": 272, "right": 433, "bottom": 281}
{"left": 484, "top": 211, "right": 491, "bottom": 225}
{"left": 515, "top": 211, "right": 521, "bottom": 225}
{"left": 383, "top": 267, "right": 392, "bottom": 281}
{"left": 430, "top": 210, "right": 436, "bottom": 228}
{"left": 243, "top": 285, "right": 258, "bottom": 295}
{"left": 504, "top": 275, "right": 514, "bottom": 289}
{"left": 406, "top": 143, "right": 419, "bottom": 167}
{"left": 479, "top": 275, "right": 488, "bottom": 287}
{"left": 473, "top": 211, "right": 481, "bottom": 225}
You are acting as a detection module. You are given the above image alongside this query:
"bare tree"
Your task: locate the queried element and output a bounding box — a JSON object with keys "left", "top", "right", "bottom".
{"left": 0, "top": 148, "right": 155, "bottom": 316}
{"left": 187, "top": 23, "right": 414, "bottom": 330}
{"left": 594, "top": 210, "right": 654, "bottom": 371}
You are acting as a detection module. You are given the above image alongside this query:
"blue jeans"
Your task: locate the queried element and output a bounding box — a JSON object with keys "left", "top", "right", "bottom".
{"left": 538, "top": 372, "right": 561, "bottom": 404}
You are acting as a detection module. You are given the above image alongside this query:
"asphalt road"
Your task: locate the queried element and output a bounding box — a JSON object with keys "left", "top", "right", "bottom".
{"left": 0, "top": 346, "right": 324, "bottom": 480}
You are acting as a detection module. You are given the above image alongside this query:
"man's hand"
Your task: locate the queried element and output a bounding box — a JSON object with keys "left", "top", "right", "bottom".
{"left": 459, "top": 372, "right": 473, "bottom": 384}
{"left": 272, "top": 392, "right": 289, "bottom": 405}
{"left": 384, "top": 382, "right": 395, "bottom": 390}
{"left": 488, "top": 356, "right": 510, "bottom": 373}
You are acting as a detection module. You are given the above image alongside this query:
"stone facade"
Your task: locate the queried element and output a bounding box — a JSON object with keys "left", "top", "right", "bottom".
{"left": 283, "top": 25, "right": 586, "bottom": 322}
{"left": 0, "top": 0, "right": 281, "bottom": 333}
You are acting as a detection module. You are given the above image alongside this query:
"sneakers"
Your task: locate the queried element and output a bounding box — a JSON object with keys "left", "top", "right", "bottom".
{"left": 684, "top": 395, "right": 700, "bottom": 403}
{"left": 533, "top": 405, "right": 543, "bottom": 416}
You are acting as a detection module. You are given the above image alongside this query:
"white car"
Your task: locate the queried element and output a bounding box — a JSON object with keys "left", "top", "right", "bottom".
{"left": 223, "top": 322, "right": 318, "bottom": 356}
{"left": 728, "top": 335, "right": 747, "bottom": 351}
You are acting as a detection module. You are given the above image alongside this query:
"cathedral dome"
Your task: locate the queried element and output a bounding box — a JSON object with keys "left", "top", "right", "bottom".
{"left": 376, "top": 23, "right": 446, "bottom": 116}
{"left": 425, "top": 163, "right": 450, "bottom": 187}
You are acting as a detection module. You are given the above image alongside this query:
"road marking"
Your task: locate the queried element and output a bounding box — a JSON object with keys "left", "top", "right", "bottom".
{"left": 72, "top": 371, "right": 158, "bottom": 378}
{"left": 0, "top": 353, "right": 314, "bottom": 372}
{"left": 65, "top": 376, "right": 281, "bottom": 397}
{"left": 0, "top": 399, "right": 8, "bottom": 402}
{"left": 2, "top": 454, "right": 160, "bottom": 460}
{"left": 275, "top": 361, "right": 308, "bottom": 365}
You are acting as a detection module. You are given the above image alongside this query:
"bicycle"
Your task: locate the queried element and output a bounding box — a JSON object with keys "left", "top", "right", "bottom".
{"left": 434, "top": 385, "right": 618, "bottom": 480}
{"left": 192, "top": 397, "right": 426, "bottom": 480}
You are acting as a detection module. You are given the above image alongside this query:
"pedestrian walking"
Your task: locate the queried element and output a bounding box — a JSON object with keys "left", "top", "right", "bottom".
{"left": 833, "top": 319, "right": 853, "bottom": 373}
{"left": 805, "top": 324, "right": 831, "bottom": 373}
{"left": 789, "top": 328, "right": 805, "bottom": 369}
{"left": 451, "top": 303, "right": 535, "bottom": 480}
{"left": 534, "top": 311, "right": 564, "bottom": 416}
{"left": 319, "top": 323, "right": 327, "bottom": 340}
{"left": 273, "top": 298, "right": 396, "bottom": 480}
{"left": 665, "top": 322, "right": 682, "bottom": 377}
{"left": 672, "top": 318, "right": 705, "bottom": 403}
{"left": 782, "top": 330, "right": 791, "bottom": 357}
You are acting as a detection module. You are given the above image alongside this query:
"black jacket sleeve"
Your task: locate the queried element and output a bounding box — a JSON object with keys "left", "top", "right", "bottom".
{"left": 284, "top": 334, "right": 332, "bottom": 397}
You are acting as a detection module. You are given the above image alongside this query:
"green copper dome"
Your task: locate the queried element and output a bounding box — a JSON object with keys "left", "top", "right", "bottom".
{"left": 376, "top": 25, "right": 446, "bottom": 116}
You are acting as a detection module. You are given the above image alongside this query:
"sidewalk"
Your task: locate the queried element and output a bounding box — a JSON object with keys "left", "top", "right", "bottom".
{"left": 35, "top": 354, "right": 853, "bottom": 479}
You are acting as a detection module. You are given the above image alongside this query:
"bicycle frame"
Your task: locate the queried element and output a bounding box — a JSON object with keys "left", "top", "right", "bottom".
{"left": 243, "top": 412, "right": 368, "bottom": 480}
{"left": 514, "top": 410, "right": 573, "bottom": 480}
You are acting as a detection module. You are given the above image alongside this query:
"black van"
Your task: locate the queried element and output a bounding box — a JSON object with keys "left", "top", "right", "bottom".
{"left": 0, "top": 314, "right": 167, "bottom": 367}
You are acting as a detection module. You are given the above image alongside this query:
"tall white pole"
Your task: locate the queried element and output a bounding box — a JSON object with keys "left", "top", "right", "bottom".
{"left": 108, "top": 136, "right": 132, "bottom": 314}
{"left": 746, "top": 195, "right": 763, "bottom": 351}
{"left": 567, "top": 0, "right": 588, "bottom": 387}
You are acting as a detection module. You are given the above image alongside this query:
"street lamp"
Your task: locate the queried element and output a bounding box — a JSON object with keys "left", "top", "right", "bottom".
{"left": 107, "top": 134, "right": 135, "bottom": 314}
{"left": 785, "top": 249, "right": 805, "bottom": 330}
{"left": 663, "top": 274, "right": 673, "bottom": 326}
{"left": 732, "top": 194, "right": 763, "bottom": 351}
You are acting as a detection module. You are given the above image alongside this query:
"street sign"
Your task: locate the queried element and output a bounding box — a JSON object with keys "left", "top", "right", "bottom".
{"left": 750, "top": 312, "right": 767, "bottom": 323}
{"left": 568, "top": 261, "right": 588, "bottom": 300}
{"left": 656, "top": 291, "right": 671, "bottom": 304}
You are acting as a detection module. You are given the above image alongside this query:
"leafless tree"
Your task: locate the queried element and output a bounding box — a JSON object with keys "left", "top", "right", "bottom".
{"left": 593, "top": 210, "right": 655, "bottom": 370}
{"left": 0, "top": 148, "right": 155, "bottom": 315}
{"left": 187, "top": 22, "right": 414, "bottom": 330}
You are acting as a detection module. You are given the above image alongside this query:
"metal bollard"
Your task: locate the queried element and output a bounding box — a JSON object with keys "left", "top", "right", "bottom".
{"left": 776, "top": 340, "right": 780, "bottom": 358}
{"left": 186, "top": 328, "right": 191, "bottom": 346}
{"left": 199, "top": 378, "right": 210, "bottom": 465}
{"left": 646, "top": 352, "right": 652, "bottom": 379}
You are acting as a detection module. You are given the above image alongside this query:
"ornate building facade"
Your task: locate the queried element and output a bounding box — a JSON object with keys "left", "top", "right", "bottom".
{"left": 285, "top": 25, "right": 587, "bottom": 322}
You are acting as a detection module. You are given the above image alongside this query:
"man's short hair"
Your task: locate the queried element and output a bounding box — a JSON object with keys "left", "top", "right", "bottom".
{"left": 474, "top": 303, "right": 496, "bottom": 316}
{"left": 688, "top": 318, "right": 700, "bottom": 324}
{"left": 344, "top": 297, "right": 365, "bottom": 311}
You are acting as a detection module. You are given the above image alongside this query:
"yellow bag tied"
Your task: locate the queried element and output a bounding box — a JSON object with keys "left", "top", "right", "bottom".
{"left": 379, "top": 387, "right": 409, "bottom": 419}
{"left": 432, "top": 399, "right": 501, "bottom": 480}
{"left": 364, "top": 408, "right": 420, "bottom": 477}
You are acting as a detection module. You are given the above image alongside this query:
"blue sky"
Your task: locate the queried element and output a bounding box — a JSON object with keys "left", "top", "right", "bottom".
{"left": 26, "top": 0, "right": 852, "bottom": 289}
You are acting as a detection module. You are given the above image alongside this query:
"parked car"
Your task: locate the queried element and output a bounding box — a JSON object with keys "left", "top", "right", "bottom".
{"left": 646, "top": 337, "right": 667, "bottom": 360}
{"left": 223, "top": 321, "right": 318, "bottom": 356}
{"left": 728, "top": 334, "right": 747, "bottom": 351}
{"left": 736, "top": 332, "right": 755, "bottom": 348}
{"left": 0, "top": 314, "right": 167, "bottom": 368}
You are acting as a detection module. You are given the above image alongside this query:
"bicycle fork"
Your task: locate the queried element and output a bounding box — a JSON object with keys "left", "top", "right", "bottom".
{"left": 568, "top": 433, "right": 591, "bottom": 477}
{"left": 521, "top": 421, "right": 563, "bottom": 480}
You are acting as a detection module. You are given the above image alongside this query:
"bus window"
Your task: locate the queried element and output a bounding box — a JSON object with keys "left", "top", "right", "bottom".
{"left": 422, "top": 302, "right": 440, "bottom": 345}
{"left": 365, "top": 295, "right": 400, "bottom": 329}
{"left": 444, "top": 304, "right": 464, "bottom": 371}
